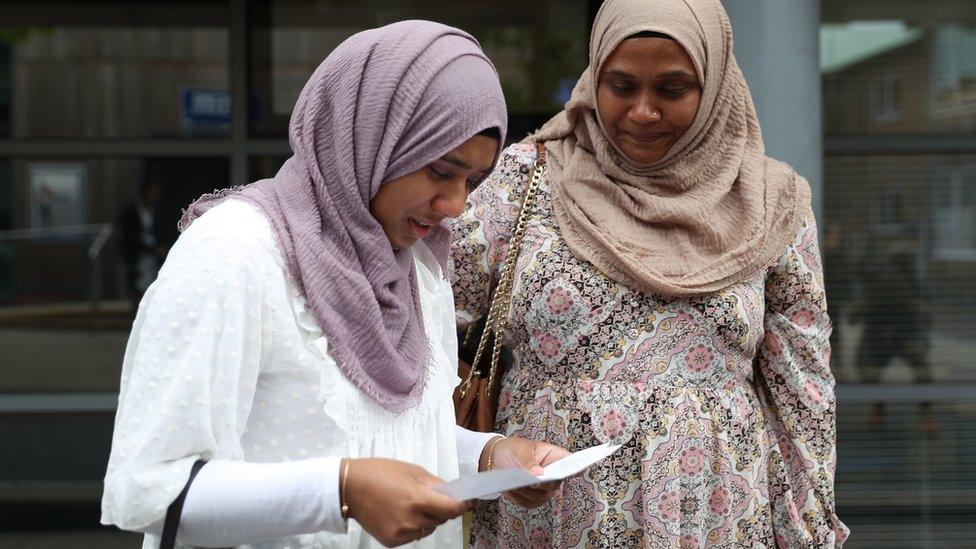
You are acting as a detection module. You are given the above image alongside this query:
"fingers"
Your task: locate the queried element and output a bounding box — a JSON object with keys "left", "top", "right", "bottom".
{"left": 530, "top": 479, "right": 562, "bottom": 492}
{"left": 534, "top": 442, "right": 571, "bottom": 467}
{"left": 411, "top": 468, "right": 471, "bottom": 519}
{"left": 504, "top": 489, "right": 549, "bottom": 509}
{"left": 416, "top": 469, "right": 471, "bottom": 524}
{"left": 414, "top": 487, "right": 471, "bottom": 522}
{"left": 508, "top": 440, "right": 571, "bottom": 475}
{"left": 509, "top": 481, "right": 561, "bottom": 504}
{"left": 506, "top": 441, "right": 545, "bottom": 475}
{"left": 417, "top": 526, "right": 435, "bottom": 541}
{"left": 500, "top": 440, "right": 567, "bottom": 510}
{"left": 383, "top": 500, "right": 458, "bottom": 547}
{"left": 384, "top": 524, "right": 437, "bottom": 547}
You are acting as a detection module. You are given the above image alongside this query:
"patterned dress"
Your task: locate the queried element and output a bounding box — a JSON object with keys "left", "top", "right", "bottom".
{"left": 452, "top": 144, "right": 849, "bottom": 548}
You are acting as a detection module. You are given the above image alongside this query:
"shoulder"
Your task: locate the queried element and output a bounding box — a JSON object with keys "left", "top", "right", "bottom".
{"left": 182, "top": 199, "right": 272, "bottom": 239}
{"left": 484, "top": 142, "right": 544, "bottom": 193}
{"left": 179, "top": 200, "right": 277, "bottom": 252}
{"left": 764, "top": 156, "right": 812, "bottom": 210}
{"left": 503, "top": 142, "right": 540, "bottom": 165}
{"left": 168, "top": 199, "right": 280, "bottom": 275}
{"left": 479, "top": 142, "right": 535, "bottom": 177}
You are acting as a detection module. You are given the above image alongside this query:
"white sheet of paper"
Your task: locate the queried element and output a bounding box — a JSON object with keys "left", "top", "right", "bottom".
{"left": 432, "top": 442, "right": 621, "bottom": 501}
{"left": 535, "top": 442, "right": 621, "bottom": 482}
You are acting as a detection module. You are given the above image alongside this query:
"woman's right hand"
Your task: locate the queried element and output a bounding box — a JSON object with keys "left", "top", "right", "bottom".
{"left": 343, "top": 458, "right": 471, "bottom": 547}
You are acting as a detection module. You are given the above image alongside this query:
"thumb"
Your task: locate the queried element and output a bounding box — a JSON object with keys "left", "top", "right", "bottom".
{"left": 510, "top": 441, "right": 545, "bottom": 476}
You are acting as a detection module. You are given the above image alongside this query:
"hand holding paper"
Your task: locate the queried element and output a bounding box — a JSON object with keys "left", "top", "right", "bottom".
{"left": 476, "top": 436, "right": 568, "bottom": 509}
{"left": 534, "top": 442, "right": 623, "bottom": 482}
{"left": 433, "top": 442, "right": 622, "bottom": 501}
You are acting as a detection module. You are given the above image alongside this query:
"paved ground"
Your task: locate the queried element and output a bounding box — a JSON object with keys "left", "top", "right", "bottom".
{"left": 0, "top": 529, "right": 141, "bottom": 548}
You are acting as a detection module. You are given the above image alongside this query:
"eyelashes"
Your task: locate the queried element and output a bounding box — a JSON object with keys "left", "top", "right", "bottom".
{"left": 601, "top": 72, "right": 698, "bottom": 100}
{"left": 607, "top": 82, "right": 689, "bottom": 98}
{"left": 428, "top": 164, "right": 483, "bottom": 191}
{"left": 428, "top": 165, "right": 452, "bottom": 181}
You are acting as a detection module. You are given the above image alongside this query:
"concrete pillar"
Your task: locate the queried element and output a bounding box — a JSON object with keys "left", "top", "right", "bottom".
{"left": 723, "top": 0, "right": 824, "bottom": 220}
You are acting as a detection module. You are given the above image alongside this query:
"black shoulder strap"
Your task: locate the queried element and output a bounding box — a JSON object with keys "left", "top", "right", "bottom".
{"left": 160, "top": 459, "right": 207, "bottom": 549}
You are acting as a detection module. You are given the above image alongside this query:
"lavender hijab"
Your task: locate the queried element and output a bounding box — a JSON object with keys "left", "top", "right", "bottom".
{"left": 179, "top": 21, "right": 507, "bottom": 412}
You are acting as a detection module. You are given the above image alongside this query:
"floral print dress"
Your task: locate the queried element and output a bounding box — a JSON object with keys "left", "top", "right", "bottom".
{"left": 452, "top": 144, "right": 849, "bottom": 548}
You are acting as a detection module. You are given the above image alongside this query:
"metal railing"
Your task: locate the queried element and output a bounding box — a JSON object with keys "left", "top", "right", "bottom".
{"left": 0, "top": 223, "right": 114, "bottom": 314}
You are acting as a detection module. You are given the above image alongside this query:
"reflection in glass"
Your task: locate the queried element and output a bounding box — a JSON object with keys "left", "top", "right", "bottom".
{"left": 249, "top": 155, "right": 288, "bottom": 182}
{"left": 0, "top": 5, "right": 228, "bottom": 138}
{"left": 836, "top": 402, "right": 976, "bottom": 546}
{"left": 0, "top": 157, "right": 229, "bottom": 392}
{"left": 824, "top": 155, "right": 976, "bottom": 384}
{"left": 249, "top": 0, "right": 588, "bottom": 138}
{"left": 822, "top": 2, "right": 976, "bottom": 133}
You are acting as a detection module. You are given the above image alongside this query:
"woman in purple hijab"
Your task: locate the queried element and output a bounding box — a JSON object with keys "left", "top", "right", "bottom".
{"left": 102, "top": 20, "right": 567, "bottom": 548}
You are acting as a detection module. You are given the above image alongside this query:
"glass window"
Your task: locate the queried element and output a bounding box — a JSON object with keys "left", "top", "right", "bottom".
{"left": 824, "top": 155, "right": 976, "bottom": 384}
{"left": 0, "top": 156, "right": 229, "bottom": 392}
{"left": 249, "top": 0, "right": 589, "bottom": 139}
{"left": 249, "top": 155, "right": 287, "bottom": 182}
{"left": 822, "top": 0, "right": 976, "bottom": 133}
{"left": 0, "top": 1, "right": 229, "bottom": 138}
{"left": 823, "top": 1, "right": 976, "bottom": 543}
{"left": 836, "top": 401, "right": 976, "bottom": 547}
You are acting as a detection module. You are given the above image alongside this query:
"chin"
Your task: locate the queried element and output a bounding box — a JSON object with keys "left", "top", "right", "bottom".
{"left": 623, "top": 148, "right": 665, "bottom": 165}
{"left": 613, "top": 138, "right": 664, "bottom": 165}
{"left": 384, "top": 232, "right": 412, "bottom": 250}
{"left": 398, "top": 235, "right": 420, "bottom": 249}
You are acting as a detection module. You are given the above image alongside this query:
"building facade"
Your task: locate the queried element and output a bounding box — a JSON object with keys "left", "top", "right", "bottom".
{"left": 0, "top": 0, "right": 974, "bottom": 546}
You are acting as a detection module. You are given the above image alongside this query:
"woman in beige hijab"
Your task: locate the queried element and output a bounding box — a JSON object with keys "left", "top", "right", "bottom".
{"left": 452, "top": 0, "right": 849, "bottom": 546}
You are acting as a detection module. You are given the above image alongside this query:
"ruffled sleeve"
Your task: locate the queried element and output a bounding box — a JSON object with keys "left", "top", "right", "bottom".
{"left": 101, "top": 205, "right": 273, "bottom": 531}
{"left": 451, "top": 143, "right": 538, "bottom": 328}
{"left": 756, "top": 214, "right": 850, "bottom": 547}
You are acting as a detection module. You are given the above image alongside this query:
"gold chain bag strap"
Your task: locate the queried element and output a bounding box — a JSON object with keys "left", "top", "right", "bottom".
{"left": 453, "top": 144, "right": 546, "bottom": 432}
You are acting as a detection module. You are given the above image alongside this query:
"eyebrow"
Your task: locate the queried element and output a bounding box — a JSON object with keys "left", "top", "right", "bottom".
{"left": 441, "top": 153, "right": 492, "bottom": 176}
{"left": 602, "top": 69, "right": 696, "bottom": 80}
{"left": 440, "top": 154, "right": 471, "bottom": 170}
{"left": 658, "top": 70, "right": 696, "bottom": 79}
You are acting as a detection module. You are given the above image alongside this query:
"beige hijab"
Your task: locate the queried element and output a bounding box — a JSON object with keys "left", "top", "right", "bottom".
{"left": 530, "top": 0, "right": 811, "bottom": 297}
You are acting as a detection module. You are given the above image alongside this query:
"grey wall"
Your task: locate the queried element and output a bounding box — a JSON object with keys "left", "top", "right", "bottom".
{"left": 724, "top": 0, "right": 824, "bottom": 220}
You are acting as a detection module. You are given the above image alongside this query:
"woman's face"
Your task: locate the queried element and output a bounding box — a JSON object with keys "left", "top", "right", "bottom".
{"left": 596, "top": 37, "right": 702, "bottom": 165}
{"left": 371, "top": 134, "right": 498, "bottom": 249}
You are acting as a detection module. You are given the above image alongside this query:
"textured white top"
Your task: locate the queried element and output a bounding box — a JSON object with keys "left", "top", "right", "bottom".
{"left": 101, "top": 200, "right": 492, "bottom": 548}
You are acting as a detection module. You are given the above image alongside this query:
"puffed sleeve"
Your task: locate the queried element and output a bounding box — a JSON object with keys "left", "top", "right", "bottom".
{"left": 451, "top": 143, "right": 537, "bottom": 328}
{"left": 756, "top": 215, "right": 850, "bottom": 547}
{"left": 101, "top": 211, "right": 272, "bottom": 531}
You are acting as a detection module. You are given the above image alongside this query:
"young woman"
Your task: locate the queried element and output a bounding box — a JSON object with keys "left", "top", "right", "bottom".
{"left": 102, "top": 20, "right": 566, "bottom": 549}
{"left": 453, "top": 0, "right": 850, "bottom": 546}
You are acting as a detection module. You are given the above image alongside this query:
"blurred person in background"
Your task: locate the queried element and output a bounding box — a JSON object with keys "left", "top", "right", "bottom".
{"left": 452, "top": 0, "right": 849, "bottom": 546}
{"left": 101, "top": 20, "right": 566, "bottom": 549}
{"left": 823, "top": 223, "right": 853, "bottom": 378}
{"left": 117, "top": 179, "right": 166, "bottom": 314}
{"left": 852, "top": 243, "right": 934, "bottom": 431}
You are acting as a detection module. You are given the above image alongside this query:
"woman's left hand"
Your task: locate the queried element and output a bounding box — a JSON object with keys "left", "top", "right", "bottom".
{"left": 479, "top": 436, "right": 569, "bottom": 508}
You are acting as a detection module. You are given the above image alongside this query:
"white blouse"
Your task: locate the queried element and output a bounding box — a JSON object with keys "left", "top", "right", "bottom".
{"left": 101, "top": 200, "right": 493, "bottom": 548}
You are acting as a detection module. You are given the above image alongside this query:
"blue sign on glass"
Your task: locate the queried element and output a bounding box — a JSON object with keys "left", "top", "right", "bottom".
{"left": 179, "top": 87, "right": 264, "bottom": 134}
{"left": 180, "top": 87, "right": 231, "bottom": 134}
{"left": 181, "top": 88, "right": 231, "bottom": 124}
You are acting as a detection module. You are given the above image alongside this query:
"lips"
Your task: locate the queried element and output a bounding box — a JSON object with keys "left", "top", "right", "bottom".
{"left": 625, "top": 131, "right": 670, "bottom": 143}
{"left": 408, "top": 218, "right": 434, "bottom": 238}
